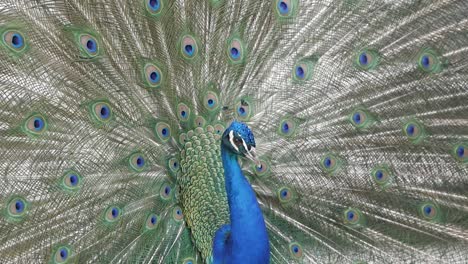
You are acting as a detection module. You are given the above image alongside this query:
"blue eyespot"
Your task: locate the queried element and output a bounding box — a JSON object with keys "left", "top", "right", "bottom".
{"left": 86, "top": 39, "right": 96, "bottom": 53}
{"left": 227, "top": 38, "right": 244, "bottom": 63}
{"left": 3, "top": 30, "right": 27, "bottom": 52}
{"left": 452, "top": 143, "right": 468, "bottom": 162}
{"left": 7, "top": 197, "right": 28, "bottom": 218}
{"left": 129, "top": 153, "right": 146, "bottom": 172}
{"left": 92, "top": 102, "right": 112, "bottom": 123}
{"left": 11, "top": 33, "right": 23, "bottom": 49}
{"left": 359, "top": 52, "right": 368, "bottom": 65}
{"left": 33, "top": 117, "right": 44, "bottom": 131}
{"left": 62, "top": 171, "right": 82, "bottom": 191}
{"left": 204, "top": 89, "right": 220, "bottom": 111}
{"left": 356, "top": 49, "right": 380, "bottom": 70}
{"left": 371, "top": 165, "right": 392, "bottom": 187}
{"left": 457, "top": 146, "right": 464, "bottom": 158}
{"left": 160, "top": 183, "right": 172, "bottom": 200}
{"left": 406, "top": 124, "right": 415, "bottom": 136}
{"left": 105, "top": 206, "right": 121, "bottom": 222}
{"left": 295, "top": 66, "right": 304, "bottom": 79}
{"left": 230, "top": 47, "right": 240, "bottom": 59}
{"left": 421, "top": 55, "right": 430, "bottom": 69}
{"left": 111, "top": 208, "right": 118, "bottom": 217}
{"left": 347, "top": 211, "right": 355, "bottom": 220}
{"left": 185, "top": 45, "right": 193, "bottom": 55}
{"left": 148, "top": 0, "right": 160, "bottom": 11}
{"left": 343, "top": 208, "right": 363, "bottom": 226}
{"left": 150, "top": 71, "right": 160, "bottom": 83}
{"left": 69, "top": 174, "right": 78, "bottom": 186}
{"left": 146, "top": 0, "right": 164, "bottom": 15}
{"left": 403, "top": 120, "right": 425, "bottom": 144}
{"left": 277, "top": 187, "right": 293, "bottom": 203}
{"left": 321, "top": 153, "right": 341, "bottom": 174}
{"left": 417, "top": 49, "right": 442, "bottom": 73}
{"left": 353, "top": 112, "right": 361, "bottom": 125}
{"left": 420, "top": 202, "right": 438, "bottom": 221}
{"left": 54, "top": 246, "right": 71, "bottom": 263}
{"left": 181, "top": 35, "right": 198, "bottom": 59}
{"left": 100, "top": 105, "right": 109, "bottom": 119}
{"left": 238, "top": 106, "right": 246, "bottom": 116}
{"left": 279, "top": 118, "right": 296, "bottom": 137}
{"left": 136, "top": 156, "right": 145, "bottom": 167}
{"left": 15, "top": 200, "right": 24, "bottom": 213}
{"left": 167, "top": 157, "right": 180, "bottom": 176}
{"left": 173, "top": 206, "right": 184, "bottom": 221}
{"left": 60, "top": 248, "right": 68, "bottom": 259}
{"left": 177, "top": 103, "right": 191, "bottom": 121}
{"left": 146, "top": 213, "right": 159, "bottom": 229}
{"left": 155, "top": 121, "right": 171, "bottom": 142}
{"left": 25, "top": 114, "right": 47, "bottom": 135}
{"left": 79, "top": 34, "right": 99, "bottom": 57}
{"left": 424, "top": 205, "right": 432, "bottom": 215}
{"left": 289, "top": 242, "right": 303, "bottom": 259}
{"left": 278, "top": 1, "right": 289, "bottom": 14}
{"left": 375, "top": 170, "right": 383, "bottom": 180}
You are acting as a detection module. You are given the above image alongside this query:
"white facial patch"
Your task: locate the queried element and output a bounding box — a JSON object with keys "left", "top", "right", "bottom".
{"left": 229, "top": 130, "right": 239, "bottom": 152}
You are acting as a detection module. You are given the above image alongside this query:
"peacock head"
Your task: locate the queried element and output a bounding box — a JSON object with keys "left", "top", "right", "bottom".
{"left": 222, "top": 121, "right": 259, "bottom": 164}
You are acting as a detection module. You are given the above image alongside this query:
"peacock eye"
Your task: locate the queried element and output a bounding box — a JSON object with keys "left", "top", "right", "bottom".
{"left": 452, "top": 143, "right": 468, "bottom": 163}
{"left": 172, "top": 206, "right": 184, "bottom": 221}
{"left": 62, "top": 171, "right": 82, "bottom": 191}
{"left": 194, "top": 116, "right": 206, "bottom": 128}
{"left": 355, "top": 49, "right": 380, "bottom": 70}
{"left": 343, "top": 208, "right": 365, "bottom": 227}
{"left": 144, "top": 63, "right": 163, "bottom": 88}
{"left": 54, "top": 246, "right": 71, "bottom": 264}
{"left": 105, "top": 206, "right": 122, "bottom": 222}
{"left": 79, "top": 34, "right": 99, "bottom": 57}
{"left": 154, "top": 121, "right": 171, "bottom": 143}
{"left": 277, "top": 187, "right": 293, "bottom": 203}
{"left": 129, "top": 153, "right": 146, "bottom": 172}
{"left": 419, "top": 202, "right": 439, "bottom": 221}
{"left": 24, "top": 114, "right": 47, "bottom": 135}
{"left": 276, "top": 0, "right": 295, "bottom": 17}
{"left": 146, "top": 0, "right": 163, "bottom": 15}
{"left": 8, "top": 197, "right": 28, "bottom": 217}
{"left": 177, "top": 103, "right": 191, "bottom": 122}
{"left": 3, "top": 30, "right": 26, "bottom": 52}
{"left": 204, "top": 91, "right": 219, "bottom": 111}
{"left": 90, "top": 102, "right": 113, "bottom": 123}
{"left": 160, "top": 183, "right": 172, "bottom": 200}
{"left": 145, "top": 213, "right": 159, "bottom": 230}
{"left": 289, "top": 242, "right": 304, "bottom": 259}
{"left": 227, "top": 37, "right": 245, "bottom": 63}
{"left": 181, "top": 35, "right": 198, "bottom": 59}
{"left": 403, "top": 120, "right": 426, "bottom": 144}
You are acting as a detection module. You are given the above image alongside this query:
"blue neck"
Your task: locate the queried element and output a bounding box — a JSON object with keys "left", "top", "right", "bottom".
{"left": 221, "top": 145, "right": 269, "bottom": 263}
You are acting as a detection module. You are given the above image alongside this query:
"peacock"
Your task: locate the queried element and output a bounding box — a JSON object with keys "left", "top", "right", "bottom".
{"left": 1, "top": 0, "right": 468, "bottom": 263}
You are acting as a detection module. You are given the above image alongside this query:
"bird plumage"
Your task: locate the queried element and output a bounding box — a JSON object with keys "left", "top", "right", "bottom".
{"left": 1, "top": 0, "right": 468, "bottom": 263}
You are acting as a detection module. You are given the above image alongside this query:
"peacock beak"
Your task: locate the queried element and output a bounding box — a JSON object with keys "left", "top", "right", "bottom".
{"left": 245, "top": 147, "right": 260, "bottom": 167}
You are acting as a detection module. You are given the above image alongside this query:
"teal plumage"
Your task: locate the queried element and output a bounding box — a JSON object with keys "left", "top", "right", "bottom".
{"left": 1, "top": 0, "right": 468, "bottom": 263}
